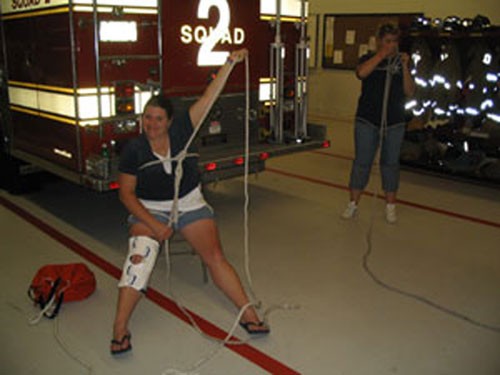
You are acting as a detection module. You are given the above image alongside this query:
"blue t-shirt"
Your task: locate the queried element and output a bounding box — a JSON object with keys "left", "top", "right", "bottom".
{"left": 119, "top": 110, "right": 200, "bottom": 200}
{"left": 355, "top": 53, "right": 406, "bottom": 127}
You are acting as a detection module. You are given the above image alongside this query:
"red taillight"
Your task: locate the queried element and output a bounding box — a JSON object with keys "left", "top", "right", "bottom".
{"left": 322, "top": 140, "right": 331, "bottom": 148}
{"left": 204, "top": 162, "right": 217, "bottom": 171}
{"left": 123, "top": 85, "right": 135, "bottom": 97}
{"left": 115, "top": 82, "right": 135, "bottom": 114}
{"left": 259, "top": 152, "right": 270, "bottom": 161}
{"left": 234, "top": 157, "right": 244, "bottom": 165}
{"left": 116, "top": 82, "right": 135, "bottom": 97}
{"left": 109, "top": 181, "right": 120, "bottom": 190}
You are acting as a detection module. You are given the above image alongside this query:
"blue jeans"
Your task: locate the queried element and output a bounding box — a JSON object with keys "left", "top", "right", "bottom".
{"left": 349, "top": 119, "right": 406, "bottom": 193}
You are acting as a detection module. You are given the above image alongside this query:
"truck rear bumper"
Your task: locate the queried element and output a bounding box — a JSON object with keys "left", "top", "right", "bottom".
{"left": 11, "top": 123, "right": 329, "bottom": 192}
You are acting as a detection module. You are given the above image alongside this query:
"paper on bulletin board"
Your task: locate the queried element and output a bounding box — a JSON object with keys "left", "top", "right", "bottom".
{"left": 358, "top": 44, "right": 369, "bottom": 57}
{"left": 368, "top": 36, "right": 377, "bottom": 51}
{"left": 325, "top": 44, "right": 334, "bottom": 59}
{"left": 325, "top": 17, "right": 335, "bottom": 58}
{"left": 333, "top": 50, "right": 344, "bottom": 64}
{"left": 345, "top": 30, "right": 356, "bottom": 45}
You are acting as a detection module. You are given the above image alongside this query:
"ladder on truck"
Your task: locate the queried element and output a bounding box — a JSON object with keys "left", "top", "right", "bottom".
{"left": 269, "top": 0, "right": 310, "bottom": 144}
{"left": 83, "top": 0, "right": 163, "bottom": 183}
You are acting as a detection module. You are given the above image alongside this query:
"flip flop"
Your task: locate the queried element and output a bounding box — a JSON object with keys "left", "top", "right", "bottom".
{"left": 239, "top": 321, "right": 270, "bottom": 335}
{"left": 110, "top": 333, "right": 132, "bottom": 355}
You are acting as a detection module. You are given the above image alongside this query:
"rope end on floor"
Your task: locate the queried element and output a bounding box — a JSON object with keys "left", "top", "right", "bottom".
{"left": 162, "top": 370, "right": 199, "bottom": 375}
{"left": 262, "top": 303, "right": 301, "bottom": 324}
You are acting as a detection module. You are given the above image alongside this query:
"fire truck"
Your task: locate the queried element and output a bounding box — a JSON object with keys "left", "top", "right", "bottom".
{"left": 0, "top": 0, "right": 327, "bottom": 192}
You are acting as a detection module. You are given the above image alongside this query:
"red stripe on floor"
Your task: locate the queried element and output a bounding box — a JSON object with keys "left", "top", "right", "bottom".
{"left": 311, "top": 150, "right": 354, "bottom": 161}
{"left": 266, "top": 167, "right": 500, "bottom": 229}
{"left": 0, "top": 195, "right": 300, "bottom": 375}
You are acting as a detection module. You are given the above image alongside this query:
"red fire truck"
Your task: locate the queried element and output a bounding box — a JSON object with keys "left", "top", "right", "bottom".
{"left": 0, "top": 0, "right": 327, "bottom": 192}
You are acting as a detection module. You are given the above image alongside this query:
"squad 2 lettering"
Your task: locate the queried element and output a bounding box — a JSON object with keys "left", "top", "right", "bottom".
{"left": 180, "top": 25, "right": 245, "bottom": 45}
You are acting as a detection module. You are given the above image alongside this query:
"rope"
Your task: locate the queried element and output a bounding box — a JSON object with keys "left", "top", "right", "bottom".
{"left": 240, "top": 55, "right": 300, "bottom": 324}
{"left": 28, "top": 281, "right": 70, "bottom": 325}
{"left": 53, "top": 317, "right": 93, "bottom": 374}
{"left": 24, "top": 296, "right": 93, "bottom": 374}
{"left": 139, "top": 152, "right": 199, "bottom": 171}
{"left": 159, "top": 54, "right": 300, "bottom": 374}
{"left": 28, "top": 293, "right": 58, "bottom": 325}
{"left": 362, "top": 54, "right": 500, "bottom": 334}
{"left": 160, "top": 56, "right": 256, "bottom": 375}
{"left": 243, "top": 54, "right": 259, "bottom": 306}
{"left": 138, "top": 57, "right": 236, "bottom": 227}
{"left": 161, "top": 239, "right": 255, "bottom": 375}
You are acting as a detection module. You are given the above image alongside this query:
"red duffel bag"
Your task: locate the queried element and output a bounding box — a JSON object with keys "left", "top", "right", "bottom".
{"left": 28, "top": 263, "right": 96, "bottom": 320}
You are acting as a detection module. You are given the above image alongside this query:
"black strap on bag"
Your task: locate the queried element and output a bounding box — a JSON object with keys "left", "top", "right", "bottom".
{"left": 28, "top": 277, "right": 65, "bottom": 320}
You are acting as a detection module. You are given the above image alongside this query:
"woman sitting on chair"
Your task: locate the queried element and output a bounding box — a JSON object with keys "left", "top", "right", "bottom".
{"left": 111, "top": 48, "right": 269, "bottom": 355}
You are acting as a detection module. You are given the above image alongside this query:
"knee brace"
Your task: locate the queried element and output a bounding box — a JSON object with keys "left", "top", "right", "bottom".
{"left": 118, "top": 236, "right": 160, "bottom": 292}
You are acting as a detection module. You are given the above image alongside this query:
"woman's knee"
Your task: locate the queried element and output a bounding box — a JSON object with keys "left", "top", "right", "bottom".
{"left": 201, "top": 247, "right": 226, "bottom": 267}
{"left": 127, "top": 224, "right": 157, "bottom": 263}
{"left": 380, "top": 162, "right": 400, "bottom": 173}
{"left": 352, "top": 161, "right": 373, "bottom": 172}
{"left": 129, "top": 223, "right": 154, "bottom": 238}
{"left": 350, "top": 163, "right": 372, "bottom": 188}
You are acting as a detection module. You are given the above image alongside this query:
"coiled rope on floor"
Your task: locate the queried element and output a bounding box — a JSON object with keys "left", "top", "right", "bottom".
{"left": 25, "top": 299, "right": 94, "bottom": 374}
{"left": 27, "top": 281, "right": 94, "bottom": 374}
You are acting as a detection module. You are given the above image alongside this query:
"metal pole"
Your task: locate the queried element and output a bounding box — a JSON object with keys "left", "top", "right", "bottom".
{"left": 277, "top": 0, "right": 283, "bottom": 143}
{"left": 302, "top": 48, "right": 309, "bottom": 139}
{"left": 0, "top": 0, "right": 13, "bottom": 154}
{"left": 68, "top": 0, "right": 83, "bottom": 173}
{"left": 294, "top": 0, "right": 309, "bottom": 140}
{"left": 294, "top": 40, "right": 300, "bottom": 140}
{"left": 276, "top": 0, "right": 281, "bottom": 43}
{"left": 269, "top": 0, "right": 284, "bottom": 143}
{"left": 92, "top": 0, "right": 103, "bottom": 139}
{"left": 157, "top": 0, "right": 163, "bottom": 90}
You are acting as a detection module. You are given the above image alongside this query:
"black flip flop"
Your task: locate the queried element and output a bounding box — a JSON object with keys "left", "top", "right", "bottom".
{"left": 239, "top": 321, "right": 270, "bottom": 335}
{"left": 111, "top": 333, "right": 132, "bottom": 355}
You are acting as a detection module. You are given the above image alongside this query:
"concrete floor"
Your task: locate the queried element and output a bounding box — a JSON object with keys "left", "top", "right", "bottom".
{"left": 1, "top": 117, "right": 499, "bottom": 375}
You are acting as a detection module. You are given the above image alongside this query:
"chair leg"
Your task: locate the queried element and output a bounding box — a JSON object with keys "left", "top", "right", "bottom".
{"left": 201, "top": 261, "right": 209, "bottom": 284}
{"left": 169, "top": 233, "right": 209, "bottom": 284}
{"left": 190, "top": 247, "right": 209, "bottom": 284}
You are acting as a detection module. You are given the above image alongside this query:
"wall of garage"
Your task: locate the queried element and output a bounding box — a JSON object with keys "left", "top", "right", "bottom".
{"left": 308, "top": 0, "right": 500, "bottom": 121}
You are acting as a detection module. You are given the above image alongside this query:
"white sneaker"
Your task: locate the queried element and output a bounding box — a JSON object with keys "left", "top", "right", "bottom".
{"left": 385, "top": 204, "right": 397, "bottom": 224}
{"left": 341, "top": 201, "right": 358, "bottom": 219}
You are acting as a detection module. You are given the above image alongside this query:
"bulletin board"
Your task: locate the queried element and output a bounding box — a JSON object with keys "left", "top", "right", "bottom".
{"left": 322, "top": 13, "right": 420, "bottom": 70}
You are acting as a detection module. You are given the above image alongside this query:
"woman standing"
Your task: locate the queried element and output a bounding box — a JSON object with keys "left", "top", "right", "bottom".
{"left": 342, "top": 24, "right": 416, "bottom": 223}
{"left": 111, "top": 49, "right": 269, "bottom": 355}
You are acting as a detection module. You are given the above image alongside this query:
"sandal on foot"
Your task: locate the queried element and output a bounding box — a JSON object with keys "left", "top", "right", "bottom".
{"left": 239, "top": 321, "right": 270, "bottom": 335}
{"left": 110, "top": 333, "right": 132, "bottom": 355}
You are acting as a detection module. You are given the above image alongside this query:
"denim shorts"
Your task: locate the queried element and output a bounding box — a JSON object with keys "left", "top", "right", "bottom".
{"left": 127, "top": 205, "right": 215, "bottom": 231}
